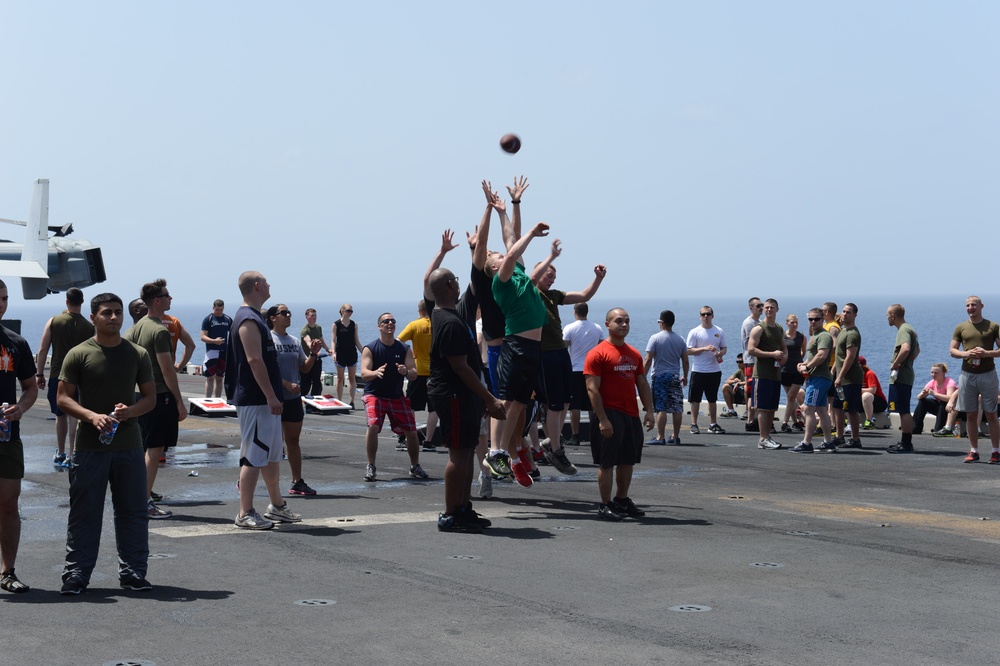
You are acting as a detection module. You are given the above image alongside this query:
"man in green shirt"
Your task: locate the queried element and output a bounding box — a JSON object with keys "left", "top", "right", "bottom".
{"left": 950, "top": 295, "right": 1000, "bottom": 463}
{"left": 748, "top": 298, "right": 787, "bottom": 450}
{"left": 58, "top": 293, "right": 156, "bottom": 594}
{"left": 886, "top": 304, "right": 919, "bottom": 454}
{"left": 791, "top": 308, "right": 837, "bottom": 453}
{"left": 833, "top": 303, "right": 864, "bottom": 448}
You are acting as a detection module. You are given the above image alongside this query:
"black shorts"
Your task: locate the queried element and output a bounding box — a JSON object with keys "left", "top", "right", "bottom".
{"left": 139, "top": 392, "right": 180, "bottom": 450}
{"left": 430, "top": 393, "right": 483, "bottom": 450}
{"left": 281, "top": 397, "right": 304, "bottom": 423}
{"left": 780, "top": 371, "right": 804, "bottom": 388}
{"left": 887, "top": 384, "right": 911, "bottom": 415}
{"left": 498, "top": 335, "right": 541, "bottom": 404}
{"left": 537, "top": 349, "right": 572, "bottom": 410}
{"left": 839, "top": 384, "right": 863, "bottom": 414}
{"left": 569, "top": 371, "right": 592, "bottom": 411}
{"left": 753, "top": 377, "right": 782, "bottom": 411}
{"left": 590, "top": 408, "right": 643, "bottom": 469}
{"left": 406, "top": 375, "right": 431, "bottom": 412}
{"left": 689, "top": 371, "right": 722, "bottom": 403}
{"left": 0, "top": 439, "right": 24, "bottom": 479}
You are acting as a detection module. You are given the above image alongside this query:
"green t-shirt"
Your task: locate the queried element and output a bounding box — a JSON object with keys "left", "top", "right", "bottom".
{"left": 538, "top": 288, "right": 567, "bottom": 352}
{"left": 60, "top": 338, "right": 154, "bottom": 452}
{"left": 891, "top": 323, "right": 919, "bottom": 385}
{"left": 834, "top": 326, "right": 863, "bottom": 385}
{"left": 492, "top": 263, "right": 548, "bottom": 337}
{"left": 952, "top": 319, "right": 1000, "bottom": 374}
{"left": 300, "top": 323, "right": 323, "bottom": 355}
{"left": 806, "top": 330, "right": 834, "bottom": 382}
{"left": 49, "top": 311, "right": 95, "bottom": 378}
{"left": 124, "top": 316, "right": 172, "bottom": 393}
{"left": 751, "top": 321, "right": 784, "bottom": 381}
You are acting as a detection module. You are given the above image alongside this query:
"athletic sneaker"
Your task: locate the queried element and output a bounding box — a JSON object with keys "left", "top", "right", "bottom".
{"left": 815, "top": 441, "right": 838, "bottom": 453}
{"left": 53, "top": 451, "right": 66, "bottom": 465}
{"left": 119, "top": 576, "right": 153, "bottom": 591}
{"left": 932, "top": 426, "right": 956, "bottom": 438}
{"left": 395, "top": 441, "right": 408, "bottom": 452}
{"left": 511, "top": 461, "right": 533, "bottom": 488}
{"left": 689, "top": 424, "right": 701, "bottom": 435}
{"left": 532, "top": 448, "right": 546, "bottom": 462}
{"left": 289, "top": 479, "right": 317, "bottom": 496}
{"left": 478, "top": 473, "right": 493, "bottom": 499}
{"left": 147, "top": 500, "right": 172, "bottom": 520}
{"left": 758, "top": 437, "right": 781, "bottom": 450}
{"left": 422, "top": 443, "right": 437, "bottom": 452}
{"left": 708, "top": 423, "right": 726, "bottom": 434}
{"left": 840, "top": 439, "right": 863, "bottom": 449}
{"left": 886, "top": 443, "right": 914, "bottom": 454}
{"left": 863, "top": 420, "right": 876, "bottom": 430}
{"left": 437, "top": 512, "right": 483, "bottom": 533}
{"left": 409, "top": 464, "right": 429, "bottom": 480}
{"left": 464, "top": 503, "right": 492, "bottom": 528}
{"left": 646, "top": 438, "right": 667, "bottom": 446}
{"left": 234, "top": 509, "right": 274, "bottom": 530}
{"left": 745, "top": 422, "right": 760, "bottom": 433}
{"left": 790, "top": 442, "right": 813, "bottom": 453}
{"left": 529, "top": 468, "right": 541, "bottom": 480}
{"left": 990, "top": 451, "right": 1000, "bottom": 465}
{"left": 964, "top": 451, "right": 980, "bottom": 463}
{"left": 264, "top": 502, "right": 302, "bottom": 523}
{"left": 543, "top": 444, "right": 578, "bottom": 475}
{"left": 149, "top": 490, "right": 163, "bottom": 502}
{"left": 667, "top": 436, "right": 681, "bottom": 445}
{"left": 484, "top": 451, "right": 513, "bottom": 477}
{"left": 780, "top": 423, "right": 793, "bottom": 433}
{"left": 60, "top": 578, "right": 86, "bottom": 595}
{"left": 613, "top": 496, "right": 646, "bottom": 518}
{"left": 597, "top": 502, "right": 624, "bottom": 522}
{"left": 720, "top": 409, "right": 738, "bottom": 418}
{"left": 564, "top": 435, "right": 580, "bottom": 446}
{"left": 364, "top": 464, "right": 377, "bottom": 482}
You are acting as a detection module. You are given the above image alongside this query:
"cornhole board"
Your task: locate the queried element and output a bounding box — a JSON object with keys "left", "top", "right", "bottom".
{"left": 188, "top": 398, "right": 237, "bottom": 417}
{"left": 302, "top": 394, "right": 352, "bottom": 415}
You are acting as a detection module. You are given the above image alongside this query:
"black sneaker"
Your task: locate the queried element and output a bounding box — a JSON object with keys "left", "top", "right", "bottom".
{"left": 886, "top": 443, "right": 914, "bottom": 454}
{"left": 120, "top": 576, "right": 153, "bottom": 591}
{"left": 437, "top": 512, "right": 483, "bottom": 533}
{"left": 745, "top": 421, "right": 760, "bottom": 432}
{"left": 789, "top": 442, "right": 813, "bottom": 453}
{"left": 463, "top": 503, "right": 492, "bottom": 528}
{"left": 149, "top": 490, "right": 163, "bottom": 502}
{"left": 840, "top": 439, "right": 862, "bottom": 449}
{"left": 613, "top": 497, "right": 646, "bottom": 518}
{"left": 815, "top": 441, "right": 838, "bottom": 453}
{"left": 528, "top": 468, "right": 540, "bottom": 480}
{"left": 597, "top": 502, "right": 625, "bottom": 521}
{"left": 60, "top": 578, "right": 86, "bottom": 595}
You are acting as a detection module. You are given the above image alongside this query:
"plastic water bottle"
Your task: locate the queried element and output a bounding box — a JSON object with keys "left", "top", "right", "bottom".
{"left": 0, "top": 403, "right": 10, "bottom": 442}
{"left": 890, "top": 369, "right": 899, "bottom": 382}
{"left": 99, "top": 414, "right": 118, "bottom": 446}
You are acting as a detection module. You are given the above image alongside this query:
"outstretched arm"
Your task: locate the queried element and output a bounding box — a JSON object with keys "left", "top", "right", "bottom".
{"left": 564, "top": 264, "right": 608, "bottom": 305}
{"left": 505, "top": 176, "right": 528, "bottom": 246}
{"left": 498, "top": 222, "right": 549, "bottom": 283}
{"left": 423, "top": 229, "right": 459, "bottom": 300}
{"left": 531, "top": 238, "right": 562, "bottom": 283}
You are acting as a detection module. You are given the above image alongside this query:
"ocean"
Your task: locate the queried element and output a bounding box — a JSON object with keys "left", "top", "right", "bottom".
{"left": 7, "top": 293, "right": 993, "bottom": 406}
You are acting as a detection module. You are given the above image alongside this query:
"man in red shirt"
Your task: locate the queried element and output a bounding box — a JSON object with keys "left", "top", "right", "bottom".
{"left": 585, "top": 308, "right": 654, "bottom": 521}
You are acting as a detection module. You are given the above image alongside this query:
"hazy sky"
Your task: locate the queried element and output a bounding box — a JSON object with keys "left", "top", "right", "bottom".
{"left": 1, "top": 2, "right": 996, "bottom": 308}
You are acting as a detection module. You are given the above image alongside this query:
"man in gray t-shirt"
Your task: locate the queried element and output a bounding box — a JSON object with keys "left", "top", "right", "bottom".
{"left": 644, "top": 310, "right": 690, "bottom": 444}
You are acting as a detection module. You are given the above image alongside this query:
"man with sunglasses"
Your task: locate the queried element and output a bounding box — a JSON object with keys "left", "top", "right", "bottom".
{"left": 791, "top": 308, "right": 837, "bottom": 452}
{"left": 200, "top": 299, "right": 232, "bottom": 398}
{"left": 359, "top": 313, "right": 428, "bottom": 482}
{"left": 741, "top": 298, "right": 763, "bottom": 432}
{"left": 124, "top": 279, "right": 187, "bottom": 520}
{"left": 686, "top": 306, "right": 727, "bottom": 436}
{"left": 747, "top": 299, "right": 787, "bottom": 449}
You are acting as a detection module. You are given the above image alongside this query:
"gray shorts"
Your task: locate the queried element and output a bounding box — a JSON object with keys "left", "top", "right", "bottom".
{"left": 957, "top": 370, "right": 999, "bottom": 414}
{"left": 237, "top": 405, "right": 283, "bottom": 467}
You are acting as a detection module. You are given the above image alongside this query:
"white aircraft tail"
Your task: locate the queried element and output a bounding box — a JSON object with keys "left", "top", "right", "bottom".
{"left": 0, "top": 179, "right": 51, "bottom": 298}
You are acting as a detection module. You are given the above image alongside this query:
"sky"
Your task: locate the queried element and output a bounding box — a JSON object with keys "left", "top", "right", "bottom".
{"left": 0, "top": 1, "right": 997, "bottom": 308}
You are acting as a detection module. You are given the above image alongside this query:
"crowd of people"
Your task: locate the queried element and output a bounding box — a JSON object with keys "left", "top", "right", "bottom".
{"left": 1, "top": 177, "right": 999, "bottom": 593}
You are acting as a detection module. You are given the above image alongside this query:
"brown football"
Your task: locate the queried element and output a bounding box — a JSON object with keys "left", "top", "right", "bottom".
{"left": 499, "top": 133, "right": 521, "bottom": 154}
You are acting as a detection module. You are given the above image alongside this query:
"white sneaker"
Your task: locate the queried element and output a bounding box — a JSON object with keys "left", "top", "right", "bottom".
{"left": 235, "top": 508, "right": 274, "bottom": 530}
{"left": 758, "top": 437, "right": 782, "bottom": 450}
{"left": 264, "top": 502, "right": 302, "bottom": 523}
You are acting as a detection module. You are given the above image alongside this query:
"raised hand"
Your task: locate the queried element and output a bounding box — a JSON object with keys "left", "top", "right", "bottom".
{"left": 441, "top": 229, "right": 458, "bottom": 253}
{"left": 594, "top": 264, "right": 607, "bottom": 279}
{"left": 531, "top": 222, "right": 550, "bottom": 238}
{"left": 506, "top": 175, "right": 529, "bottom": 201}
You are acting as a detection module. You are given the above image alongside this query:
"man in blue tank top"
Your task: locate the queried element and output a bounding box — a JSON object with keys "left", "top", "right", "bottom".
{"left": 359, "top": 312, "right": 428, "bottom": 482}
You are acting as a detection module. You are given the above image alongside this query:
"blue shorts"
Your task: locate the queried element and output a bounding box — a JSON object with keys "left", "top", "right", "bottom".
{"left": 804, "top": 377, "right": 832, "bottom": 408}
{"left": 486, "top": 345, "right": 502, "bottom": 395}
{"left": 839, "top": 383, "right": 863, "bottom": 414}
{"left": 652, "top": 373, "right": 684, "bottom": 414}
{"left": 888, "top": 384, "right": 912, "bottom": 415}
{"left": 753, "top": 377, "right": 781, "bottom": 411}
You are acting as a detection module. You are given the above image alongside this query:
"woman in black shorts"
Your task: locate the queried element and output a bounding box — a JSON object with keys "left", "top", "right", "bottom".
{"left": 332, "top": 303, "right": 363, "bottom": 407}
{"left": 780, "top": 313, "right": 806, "bottom": 432}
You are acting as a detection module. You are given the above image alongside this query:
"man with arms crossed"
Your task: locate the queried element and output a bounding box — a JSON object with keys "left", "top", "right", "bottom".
{"left": 950, "top": 296, "right": 1000, "bottom": 464}
{"left": 58, "top": 293, "right": 155, "bottom": 594}
{"left": 645, "top": 310, "right": 689, "bottom": 445}
{"left": 886, "top": 304, "right": 920, "bottom": 454}
{"left": 791, "top": 308, "right": 837, "bottom": 453}
{"left": 586, "top": 308, "right": 654, "bottom": 521}
{"left": 226, "top": 272, "right": 302, "bottom": 529}
{"left": 833, "top": 303, "right": 864, "bottom": 449}
{"left": 0, "top": 280, "right": 38, "bottom": 594}
{"left": 687, "top": 305, "right": 728, "bottom": 435}
{"left": 748, "top": 299, "right": 787, "bottom": 450}
{"left": 36, "top": 287, "right": 93, "bottom": 466}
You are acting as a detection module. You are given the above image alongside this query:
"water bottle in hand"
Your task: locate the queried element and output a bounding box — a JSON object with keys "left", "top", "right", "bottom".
{"left": 99, "top": 414, "right": 118, "bottom": 446}
{"left": 0, "top": 403, "right": 9, "bottom": 442}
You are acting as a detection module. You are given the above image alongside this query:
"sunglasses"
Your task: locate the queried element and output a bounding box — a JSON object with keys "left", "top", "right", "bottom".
{"left": 807, "top": 317, "right": 822, "bottom": 321}
{"left": 157, "top": 292, "right": 171, "bottom": 299}
{"left": 343, "top": 309, "right": 354, "bottom": 313}
{"left": 753, "top": 304, "right": 763, "bottom": 309}
{"left": 276, "top": 310, "right": 291, "bottom": 316}
{"left": 700, "top": 313, "right": 713, "bottom": 317}
{"left": 380, "top": 318, "right": 396, "bottom": 325}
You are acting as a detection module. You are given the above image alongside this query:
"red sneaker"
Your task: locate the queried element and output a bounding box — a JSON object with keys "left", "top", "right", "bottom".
{"left": 511, "top": 461, "right": 534, "bottom": 488}
{"left": 990, "top": 452, "right": 1000, "bottom": 465}
{"left": 964, "top": 451, "right": 980, "bottom": 463}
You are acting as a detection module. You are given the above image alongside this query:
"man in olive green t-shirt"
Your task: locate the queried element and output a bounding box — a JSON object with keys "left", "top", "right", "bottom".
{"left": 886, "top": 304, "right": 920, "bottom": 453}
{"left": 57, "top": 293, "right": 155, "bottom": 595}
{"left": 748, "top": 298, "right": 787, "bottom": 450}
{"left": 950, "top": 295, "right": 1000, "bottom": 462}
{"left": 833, "top": 303, "right": 864, "bottom": 448}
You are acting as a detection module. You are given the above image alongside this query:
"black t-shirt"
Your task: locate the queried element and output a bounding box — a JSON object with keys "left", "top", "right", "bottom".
{"left": 0, "top": 326, "right": 36, "bottom": 441}
{"left": 428, "top": 307, "right": 482, "bottom": 398}
{"left": 225, "top": 306, "right": 282, "bottom": 405}
{"left": 471, "top": 265, "right": 505, "bottom": 341}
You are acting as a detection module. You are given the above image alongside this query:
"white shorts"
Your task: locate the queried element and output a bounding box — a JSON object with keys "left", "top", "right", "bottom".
{"left": 237, "top": 405, "right": 283, "bottom": 467}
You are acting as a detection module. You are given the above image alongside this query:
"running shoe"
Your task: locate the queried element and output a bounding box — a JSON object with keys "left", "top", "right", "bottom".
{"left": 964, "top": 451, "right": 980, "bottom": 463}
{"left": 863, "top": 420, "right": 876, "bottom": 430}
{"left": 264, "top": 502, "right": 302, "bottom": 523}
{"left": 289, "top": 479, "right": 317, "bottom": 496}
{"left": 746, "top": 422, "right": 760, "bottom": 433}
{"left": 646, "top": 438, "right": 667, "bottom": 446}
{"left": 840, "top": 439, "right": 863, "bottom": 449}
{"left": 364, "top": 464, "right": 377, "bottom": 482}
{"left": 437, "top": 512, "right": 483, "bottom": 533}
{"left": 815, "top": 441, "right": 838, "bottom": 453}
{"left": 720, "top": 409, "right": 738, "bottom": 419}
{"left": 789, "top": 442, "right": 813, "bottom": 453}
{"left": 543, "top": 444, "right": 578, "bottom": 475}
{"left": 147, "top": 500, "right": 172, "bottom": 520}
{"left": 234, "top": 509, "right": 274, "bottom": 530}
{"left": 464, "top": 503, "right": 492, "bottom": 528}
{"left": 708, "top": 424, "right": 726, "bottom": 434}
{"left": 119, "top": 576, "right": 153, "bottom": 591}
{"left": 886, "top": 443, "right": 914, "bottom": 454}
{"left": 484, "top": 451, "right": 513, "bottom": 477}
{"left": 689, "top": 424, "right": 701, "bottom": 435}
{"left": 529, "top": 468, "right": 540, "bottom": 480}
{"left": 597, "top": 502, "right": 624, "bottom": 522}
{"left": 758, "top": 437, "right": 781, "bottom": 450}
{"left": 149, "top": 490, "right": 163, "bottom": 502}
{"left": 532, "top": 448, "right": 546, "bottom": 462}
{"left": 564, "top": 435, "right": 580, "bottom": 446}
{"left": 667, "top": 436, "right": 681, "bottom": 445}
{"left": 511, "top": 461, "right": 533, "bottom": 488}
{"left": 478, "top": 473, "right": 493, "bottom": 499}
{"left": 409, "top": 464, "right": 429, "bottom": 480}
{"left": 613, "top": 496, "right": 646, "bottom": 518}
{"left": 52, "top": 451, "right": 66, "bottom": 465}
{"left": 780, "top": 423, "right": 793, "bottom": 433}
{"left": 932, "top": 426, "right": 956, "bottom": 438}
{"left": 395, "top": 440, "right": 408, "bottom": 452}
{"left": 422, "top": 443, "right": 437, "bottom": 453}
{"left": 990, "top": 451, "right": 1000, "bottom": 465}
{"left": 60, "top": 578, "right": 86, "bottom": 595}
